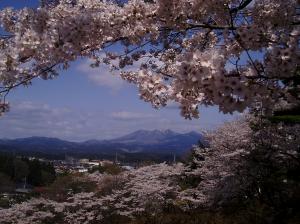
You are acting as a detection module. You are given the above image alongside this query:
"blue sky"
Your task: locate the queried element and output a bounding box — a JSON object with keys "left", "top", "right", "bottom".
{"left": 0, "top": 0, "right": 235, "bottom": 141}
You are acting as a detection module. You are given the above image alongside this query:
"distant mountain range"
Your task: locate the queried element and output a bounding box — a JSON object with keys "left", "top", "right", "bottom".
{"left": 0, "top": 130, "right": 204, "bottom": 162}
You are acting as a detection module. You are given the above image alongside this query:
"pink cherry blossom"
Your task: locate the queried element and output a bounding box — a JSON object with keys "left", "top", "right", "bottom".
{"left": 0, "top": 0, "right": 298, "bottom": 118}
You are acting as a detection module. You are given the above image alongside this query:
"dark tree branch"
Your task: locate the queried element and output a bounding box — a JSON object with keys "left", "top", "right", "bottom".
{"left": 230, "top": 0, "right": 253, "bottom": 14}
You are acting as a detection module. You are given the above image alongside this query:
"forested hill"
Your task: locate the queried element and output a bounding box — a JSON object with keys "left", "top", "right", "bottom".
{"left": 0, "top": 130, "right": 204, "bottom": 161}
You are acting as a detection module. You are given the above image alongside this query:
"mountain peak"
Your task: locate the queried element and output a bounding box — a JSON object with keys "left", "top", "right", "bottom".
{"left": 187, "top": 131, "right": 201, "bottom": 136}
{"left": 0, "top": 129, "right": 203, "bottom": 156}
{"left": 158, "top": 129, "right": 177, "bottom": 135}
{"left": 109, "top": 129, "right": 181, "bottom": 144}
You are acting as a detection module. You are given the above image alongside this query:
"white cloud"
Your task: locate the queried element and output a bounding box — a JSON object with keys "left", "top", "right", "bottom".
{"left": 111, "top": 111, "right": 157, "bottom": 121}
{"left": 0, "top": 101, "right": 166, "bottom": 141}
{"left": 0, "top": 101, "right": 80, "bottom": 140}
{"left": 0, "top": 101, "right": 232, "bottom": 141}
{"left": 77, "top": 60, "right": 125, "bottom": 91}
{"left": 76, "top": 55, "right": 159, "bottom": 92}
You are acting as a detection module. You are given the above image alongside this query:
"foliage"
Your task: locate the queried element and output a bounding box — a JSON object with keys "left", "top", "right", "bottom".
{"left": 93, "top": 163, "right": 123, "bottom": 175}
{"left": 43, "top": 173, "right": 98, "bottom": 202}
{"left": 0, "top": 197, "right": 10, "bottom": 208}
{"left": 268, "top": 104, "right": 300, "bottom": 123}
{"left": 268, "top": 115, "right": 300, "bottom": 123}
{"left": 0, "top": 172, "right": 14, "bottom": 193}
{"left": 0, "top": 153, "right": 56, "bottom": 189}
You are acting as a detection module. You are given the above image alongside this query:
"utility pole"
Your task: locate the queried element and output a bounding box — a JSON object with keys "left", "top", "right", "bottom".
{"left": 23, "top": 176, "right": 27, "bottom": 189}
{"left": 115, "top": 152, "right": 118, "bottom": 164}
{"left": 13, "top": 149, "right": 16, "bottom": 182}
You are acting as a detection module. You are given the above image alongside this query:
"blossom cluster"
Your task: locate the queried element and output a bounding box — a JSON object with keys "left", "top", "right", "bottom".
{"left": 0, "top": 163, "right": 184, "bottom": 224}
{"left": 181, "top": 117, "right": 300, "bottom": 207}
{"left": 178, "top": 118, "right": 252, "bottom": 207}
{"left": 0, "top": 0, "right": 298, "bottom": 118}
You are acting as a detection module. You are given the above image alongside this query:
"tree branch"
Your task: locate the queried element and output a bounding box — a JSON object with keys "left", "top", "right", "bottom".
{"left": 230, "top": 0, "right": 253, "bottom": 14}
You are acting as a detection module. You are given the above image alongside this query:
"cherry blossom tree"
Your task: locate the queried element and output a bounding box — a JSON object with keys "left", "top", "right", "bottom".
{"left": 178, "top": 117, "right": 252, "bottom": 207}
{"left": 0, "top": 163, "right": 184, "bottom": 224}
{"left": 181, "top": 116, "right": 300, "bottom": 213}
{"left": 0, "top": 0, "right": 299, "bottom": 117}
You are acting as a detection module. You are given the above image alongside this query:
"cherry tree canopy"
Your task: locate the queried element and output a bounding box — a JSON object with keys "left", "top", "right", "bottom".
{"left": 0, "top": 0, "right": 299, "bottom": 118}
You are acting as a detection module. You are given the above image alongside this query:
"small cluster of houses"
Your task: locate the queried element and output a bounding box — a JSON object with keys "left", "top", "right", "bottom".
{"left": 52, "top": 157, "right": 111, "bottom": 173}
{"left": 52, "top": 156, "right": 135, "bottom": 173}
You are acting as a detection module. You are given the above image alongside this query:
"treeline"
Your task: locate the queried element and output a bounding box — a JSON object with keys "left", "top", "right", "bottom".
{"left": 0, "top": 148, "right": 185, "bottom": 163}
{"left": 0, "top": 153, "right": 56, "bottom": 192}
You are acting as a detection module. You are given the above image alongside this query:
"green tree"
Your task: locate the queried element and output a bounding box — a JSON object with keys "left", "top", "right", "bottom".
{"left": 0, "top": 172, "right": 14, "bottom": 193}
{"left": 13, "top": 159, "right": 29, "bottom": 183}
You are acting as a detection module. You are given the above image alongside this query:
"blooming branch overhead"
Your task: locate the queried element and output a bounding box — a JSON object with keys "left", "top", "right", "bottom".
{"left": 0, "top": 0, "right": 299, "bottom": 117}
